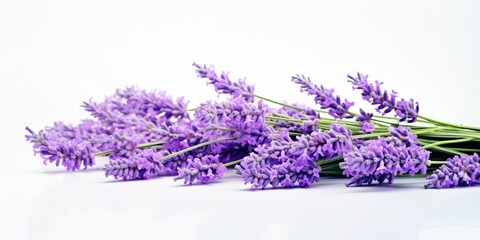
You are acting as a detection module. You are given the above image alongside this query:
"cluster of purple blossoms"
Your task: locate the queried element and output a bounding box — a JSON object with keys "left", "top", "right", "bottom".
{"left": 174, "top": 155, "right": 227, "bottom": 184}
{"left": 104, "top": 120, "right": 216, "bottom": 181}
{"left": 193, "top": 63, "right": 255, "bottom": 102}
{"left": 425, "top": 154, "right": 480, "bottom": 189}
{"left": 26, "top": 86, "right": 190, "bottom": 171}
{"left": 340, "top": 126, "right": 430, "bottom": 186}
{"left": 292, "top": 74, "right": 354, "bottom": 119}
{"left": 347, "top": 73, "right": 419, "bottom": 123}
{"left": 235, "top": 123, "right": 353, "bottom": 189}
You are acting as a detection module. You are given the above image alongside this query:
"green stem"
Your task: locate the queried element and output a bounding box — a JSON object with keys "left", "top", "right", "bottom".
{"left": 224, "top": 159, "right": 241, "bottom": 167}
{"left": 93, "top": 149, "right": 117, "bottom": 157}
{"left": 353, "top": 127, "right": 443, "bottom": 139}
{"left": 418, "top": 143, "right": 465, "bottom": 156}
{"left": 315, "top": 156, "right": 343, "bottom": 166}
{"left": 447, "top": 147, "right": 480, "bottom": 153}
{"left": 422, "top": 138, "right": 475, "bottom": 150}
{"left": 429, "top": 160, "right": 446, "bottom": 165}
{"left": 419, "top": 115, "right": 480, "bottom": 131}
{"left": 160, "top": 137, "right": 236, "bottom": 162}
{"left": 253, "top": 94, "right": 303, "bottom": 111}
{"left": 137, "top": 141, "right": 164, "bottom": 148}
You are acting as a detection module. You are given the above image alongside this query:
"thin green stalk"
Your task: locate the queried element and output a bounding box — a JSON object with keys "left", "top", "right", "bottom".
{"left": 353, "top": 127, "right": 443, "bottom": 140}
{"left": 160, "top": 137, "right": 236, "bottom": 162}
{"left": 224, "top": 159, "right": 241, "bottom": 167}
{"left": 253, "top": 94, "right": 303, "bottom": 111}
{"left": 429, "top": 160, "right": 446, "bottom": 165}
{"left": 419, "top": 115, "right": 480, "bottom": 131}
{"left": 137, "top": 141, "right": 164, "bottom": 148}
{"left": 315, "top": 156, "right": 343, "bottom": 166}
{"left": 93, "top": 149, "right": 117, "bottom": 157}
{"left": 417, "top": 143, "right": 465, "bottom": 155}
{"left": 447, "top": 147, "right": 480, "bottom": 153}
{"left": 422, "top": 138, "right": 475, "bottom": 150}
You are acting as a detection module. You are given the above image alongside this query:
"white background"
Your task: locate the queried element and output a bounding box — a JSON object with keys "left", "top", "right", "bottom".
{"left": 1, "top": 0, "right": 480, "bottom": 239}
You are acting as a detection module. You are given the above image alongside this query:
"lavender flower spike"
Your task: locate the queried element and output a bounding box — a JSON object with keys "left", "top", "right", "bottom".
{"left": 425, "top": 154, "right": 480, "bottom": 189}
{"left": 25, "top": 127, "right": 94, "bottom": 171}
{"left": 193, "top": 63, "right": 255, "bottom": 102}
{"left": 292, "top": 75, "right": 354, "bottom": 119}
{"left": 347, "top": 73, "right": 419, "bottom": 123}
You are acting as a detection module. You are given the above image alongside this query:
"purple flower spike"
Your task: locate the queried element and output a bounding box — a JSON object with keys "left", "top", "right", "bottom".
{"left": 235, "top": 153, "right": 321, "bottom": 189}
{"left": 347, "top": 73, "right": 419, "bottom": 123}
{"left": 25, "top": 127, "right": 95, "bottom": 171}
{"left": 292, "top": 74, "right": 354, "bottom": 119}
{"left": 82, "top": 86, "right": 189, "bottom": 125}
{"left": 425, "top": 154, "right": 480, "bottom": 189}
{"left": 193, "top": 63, "right": 255, "bottom": 102}
{"left": 174, "top": 155, "right": 227, "bottom": 184}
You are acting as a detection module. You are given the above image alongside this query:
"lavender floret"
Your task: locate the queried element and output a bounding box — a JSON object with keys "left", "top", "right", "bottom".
{"left": 356, "top": 109, "right": 375, "bottom": 134}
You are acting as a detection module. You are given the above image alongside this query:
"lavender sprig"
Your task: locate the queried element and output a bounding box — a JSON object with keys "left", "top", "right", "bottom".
{"left": 82, "top": 86, "right": 189, "bottom": 125}
{"left": 425, "top": 154, "right": 480, "bottom": 189}
{"left": 193, "top": 63, "right": 255, "bottom": 102}
{"left": 292, "top": 74, "right": 354, "bottom": 119}
{"left": 347, "top": 73, "right": 419, "bottom": 123}
{"left": 25, "top": 127, "right": 95, "bottom": 171}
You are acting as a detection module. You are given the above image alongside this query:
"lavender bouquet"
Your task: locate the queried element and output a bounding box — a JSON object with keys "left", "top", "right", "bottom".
{"left": 25, "top": 63, "right": 480, "bottom": 189}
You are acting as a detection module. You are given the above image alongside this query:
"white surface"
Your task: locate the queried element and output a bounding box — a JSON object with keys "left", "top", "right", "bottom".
{"left": 1, "top": 0, "right": 480, "bottom": 239}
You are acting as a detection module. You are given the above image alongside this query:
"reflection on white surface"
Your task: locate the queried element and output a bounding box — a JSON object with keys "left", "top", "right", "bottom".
{"left": 2, "top": 156, "right": 480, "bottom": 240}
